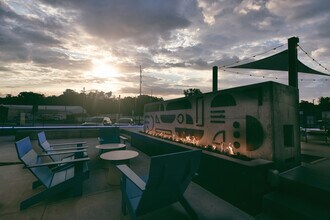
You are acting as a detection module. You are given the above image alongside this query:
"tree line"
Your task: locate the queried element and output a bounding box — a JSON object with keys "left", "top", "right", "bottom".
{"left": 300, "top": 97, "right": 330, "bottom": 128}
{"left": 1, "top": 88, "right": 328, "bottom": 117}
{"left": 300, "top": 97, "right": 330, "bottom": 113}
{"left": 0, "top": 89, "right": 163, "bottom": 116}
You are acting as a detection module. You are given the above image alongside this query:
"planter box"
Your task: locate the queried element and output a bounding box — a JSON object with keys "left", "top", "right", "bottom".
{"left": 143, "top": 81, "right": 300, "bottom": 171}
{"left": 131, "top": 131, "right": 273, "bottom": 215}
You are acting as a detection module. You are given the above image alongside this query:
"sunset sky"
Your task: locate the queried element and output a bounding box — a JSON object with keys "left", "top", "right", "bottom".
{"left": 0, "top": 0, "right": 329, "bottom": 101}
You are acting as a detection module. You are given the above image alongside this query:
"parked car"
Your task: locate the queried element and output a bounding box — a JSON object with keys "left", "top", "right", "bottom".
{"left": 114, "top": 117, "right": 134, "bottom": 126}
{"left": 82, "top": 116, "right": 112, "bottom": 126}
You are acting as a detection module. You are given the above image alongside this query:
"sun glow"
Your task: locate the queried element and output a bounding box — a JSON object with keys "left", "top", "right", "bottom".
{"left": 92, "top": 60, "right": 118, "bottom": 78}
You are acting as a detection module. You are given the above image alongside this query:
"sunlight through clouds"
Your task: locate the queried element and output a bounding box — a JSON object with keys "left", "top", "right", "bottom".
{"left": 0, "top": 0, "right": 329, "bottom": 100}
{"left": 91, "top": 59, "right": 119, "bottom": 79}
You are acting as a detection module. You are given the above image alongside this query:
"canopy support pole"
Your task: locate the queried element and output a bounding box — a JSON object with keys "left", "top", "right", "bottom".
{"left": 213, "top": 66, "right": 218, "bottom": 92}
{"left": 288, "top": 37, "right": 299, "bottom": 88}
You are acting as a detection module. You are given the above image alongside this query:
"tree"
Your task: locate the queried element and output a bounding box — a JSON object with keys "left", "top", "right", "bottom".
{"left": 318, "top": 97, "right": 330, "bottom": 111}
{"left": 183, "top": 88, "right": 202, "bottom": 97}
{"left": 58, "top": 89, "right": 81, "bottom": 105}
{"left": 105, "top": 92, "right": 112, "bottom": 99}
{"left": 0, "top": 89, "right": 159, "bottom": 116}
{"left": 17, "top": 92, "right": 45, "bottom": 105}
{"left": 135, "top": 95, "right": 163, "bottom": 116}
{"left": 299, "top": 100, "right": 315, "bottom": 113}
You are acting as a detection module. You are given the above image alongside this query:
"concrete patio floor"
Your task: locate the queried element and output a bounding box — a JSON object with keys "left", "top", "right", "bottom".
{"left": 0, "top": 135, "right": 254, "bottom": 220}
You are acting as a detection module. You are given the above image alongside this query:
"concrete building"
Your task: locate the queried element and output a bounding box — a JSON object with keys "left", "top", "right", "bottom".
{"left": 0, "top": 105, "right": 86, "bottom": 123}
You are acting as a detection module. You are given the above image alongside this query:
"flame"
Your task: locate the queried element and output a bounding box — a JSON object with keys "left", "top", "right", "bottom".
{"left": 145, "top": 131, "right": 236, "bottom": 156}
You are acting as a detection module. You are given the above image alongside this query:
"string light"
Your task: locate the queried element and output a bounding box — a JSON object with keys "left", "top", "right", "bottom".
{"left": 218, "top": 42, "right": 329, "bottom": 83}
{"left": 221, "top": 67, "right": 330, "bottom": 82}
{"left": 300, "top": 78, "right": 329, "bottom": 82}
{"left": 297, "top": 44, "right": 329, "bottom": 73}
{"left": 221, "top": 68, "right": 287, "bottom": 81}
{"left": 220, "top": 44, "right": 286, "bottom": 68}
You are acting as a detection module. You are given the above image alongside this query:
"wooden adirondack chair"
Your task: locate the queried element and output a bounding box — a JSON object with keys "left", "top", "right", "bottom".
{"left": 15, "top": 136, "right": 90, "bottom": 210}
{"left": 116, "top": 149, "right": 202, "bottom": 220}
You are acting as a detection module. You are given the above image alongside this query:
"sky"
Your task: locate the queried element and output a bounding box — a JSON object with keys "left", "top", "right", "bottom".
{"left": 0, "top": 0, "right": 329, "bottom": 102}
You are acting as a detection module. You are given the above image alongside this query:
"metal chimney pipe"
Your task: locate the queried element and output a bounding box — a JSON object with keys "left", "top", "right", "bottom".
{"left": 212, "top": 66, "right": 218, "bottom": 92}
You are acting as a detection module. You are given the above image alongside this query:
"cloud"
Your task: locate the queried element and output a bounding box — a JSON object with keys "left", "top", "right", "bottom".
{"left": 0, "top": 66, "right": 11, "bottom": 72}
{"left": 317, "top": 15, "right": 330, "bottom": 38}
{"left": 40, "top": 0, "right": 193, "bottom": 46}
{"left": 120, "top": 83, "right": 184, "bottom": 99}
{"left": 0, "top": 0, "right": 329, "bottom": 101}
{"left": 0, "top": 1, "right": 70, "bottom": 64}
{"left": 234, "top": 0, "right": 262, "bottom": 15}
{"left": 266, "top": 0, "right": 330, "bottom": 21}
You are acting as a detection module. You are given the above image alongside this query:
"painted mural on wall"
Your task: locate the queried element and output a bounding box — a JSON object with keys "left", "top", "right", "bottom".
{"left": 144, "top": 81, "right": 300, "bottom": 163}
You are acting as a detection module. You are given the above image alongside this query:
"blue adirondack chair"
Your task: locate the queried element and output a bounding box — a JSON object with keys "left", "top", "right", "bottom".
{"left": 15, "top": 136, "right": 90, "bottom": 210}
{"left": 37, "top": 131, "right": 88, "bottom": 170}
{"left": 98, "top": 127, "right": 120, "bottom": 144}
{"left": 38, "top": 131, "right": 87, "bottom": 155}
{"left": 98, "top": 127, "right": 128, "bottom": 144}
{"left": 116, "top": 149, "right": 202, "bottom": 220}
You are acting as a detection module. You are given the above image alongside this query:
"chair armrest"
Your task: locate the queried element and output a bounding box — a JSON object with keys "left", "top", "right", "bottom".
{"left": 38, "top": 149, "right": 87, "bottom": 157}
{"left": 120, "top": 136, "right": 128, "bottom": 144}
{"left": 116, "top": 164, "right": 146, "bottom": 191}
{"left": 27, "top": 157, "right": 90, "bottom": 168}
{"left": 50, "top": 141, "right": 86, "bottom": 147}
{"left": 46, "top": 146, "right": 88, "bottom": 151}
{"left": 120, "top": 136, "right": 128, "bottom": 142}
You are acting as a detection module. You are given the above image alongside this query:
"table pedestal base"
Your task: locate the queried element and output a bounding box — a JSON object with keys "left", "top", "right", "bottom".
{"left": 100, "top": 150, "right": 139, "bottom": 186}
{"left": 107, "top": 164, "right": 121, "bottom": 185}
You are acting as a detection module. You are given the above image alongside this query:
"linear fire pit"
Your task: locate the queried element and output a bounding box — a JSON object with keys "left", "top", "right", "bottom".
{"left": 130, "top": 131, "right": 273, "bottom": 215}
{"left": 143, "top": 82, "right": 300, "bottom": 171}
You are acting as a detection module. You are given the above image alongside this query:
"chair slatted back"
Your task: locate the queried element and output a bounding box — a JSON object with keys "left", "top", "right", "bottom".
{"left": 136, "top": 149, "right": 202, "bottom": 215}
{"left": 99, "top": 127, "right": 120, "bottom": 144}
{"left": 37, "top": 131, "right": 47, "bottom": 147}
{"left": 15, "top": 137, "right": 53, "bottom": 188}
{"left": 37, "top": 131, "right": 61, "bottom": 162}
{"left": 37, "top": 131, "right": 51, "bottom": 151}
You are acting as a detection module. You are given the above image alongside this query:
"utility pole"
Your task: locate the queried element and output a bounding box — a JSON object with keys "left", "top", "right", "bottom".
{"left": 118, "top": 95, "right": 121, "bottom": 121}
{"left": 82, "top": 87, "right": 86, "bottom": 124}
{"left": 139, "top": 66, "right": 142, "bottom": 125}
{"left": 140, "top": 65, "right": 142, "bottom": 96}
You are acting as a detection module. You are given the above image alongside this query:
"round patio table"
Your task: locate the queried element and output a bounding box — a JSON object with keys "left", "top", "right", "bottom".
{"left": 96, "top": 143, "right": 126, "bottom": 154}
{"left": 100, "top": 150, "right": 139, "bottom": 185}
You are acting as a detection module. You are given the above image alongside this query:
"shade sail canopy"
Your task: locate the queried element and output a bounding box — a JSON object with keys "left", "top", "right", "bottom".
{"left": 230, "top": 49, "right": 330, "bottom": 76}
